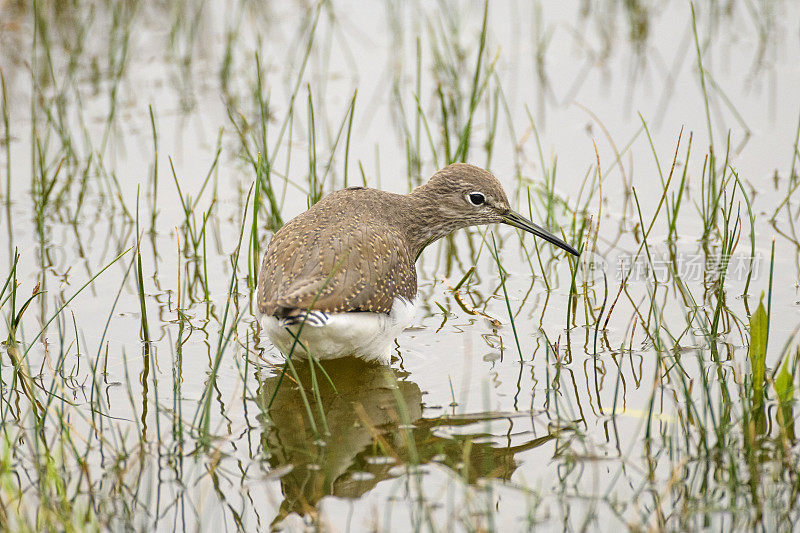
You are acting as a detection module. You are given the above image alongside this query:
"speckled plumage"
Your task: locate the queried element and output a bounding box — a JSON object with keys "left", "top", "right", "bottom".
{"left": 257, "top": 187, "right": 419, "bottom": 315}
{"left": 258, "top": 163, "right": 514, "bottom": 316}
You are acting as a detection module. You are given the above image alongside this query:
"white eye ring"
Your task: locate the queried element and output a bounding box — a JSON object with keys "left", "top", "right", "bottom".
{"left": 467, "top": 192, "right": 485, "bottom": 206}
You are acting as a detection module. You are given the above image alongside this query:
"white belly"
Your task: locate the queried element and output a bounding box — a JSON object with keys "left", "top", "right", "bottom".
{"left": 260, "top": 297, "right": 416, "bottom": 364}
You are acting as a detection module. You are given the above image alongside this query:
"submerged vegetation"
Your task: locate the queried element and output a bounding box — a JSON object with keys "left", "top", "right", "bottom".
{"left": 1, "top": 0, "right": 800, "bottom": 530}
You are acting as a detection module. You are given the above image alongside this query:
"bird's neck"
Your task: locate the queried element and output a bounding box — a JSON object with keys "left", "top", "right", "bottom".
{"left": 402, "top": 185, "right": 465, "bottom": 260}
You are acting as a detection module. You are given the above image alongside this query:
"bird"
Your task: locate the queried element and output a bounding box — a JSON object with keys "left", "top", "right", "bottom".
{"left": 256, "top": 163, "right": 579, "bottom": 363}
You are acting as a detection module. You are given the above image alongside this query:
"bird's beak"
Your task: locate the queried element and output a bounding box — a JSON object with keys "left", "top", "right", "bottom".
{"left": 501, "top": 210, "right": 580, "bottom": 256}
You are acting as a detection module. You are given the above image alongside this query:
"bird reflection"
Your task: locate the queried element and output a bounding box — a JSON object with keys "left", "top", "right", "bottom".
{"left": 256, "top": 358, "right": 558, "bottom": 527}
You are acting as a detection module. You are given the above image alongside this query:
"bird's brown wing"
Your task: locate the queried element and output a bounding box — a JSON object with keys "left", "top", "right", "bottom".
{"left": 257, "top": 220, "right": 417, "bottom": 316}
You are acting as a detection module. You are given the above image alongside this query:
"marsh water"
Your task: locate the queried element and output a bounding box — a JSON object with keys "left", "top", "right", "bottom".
{"left": 2, "top": 1, "right": 800, "bottom": 531}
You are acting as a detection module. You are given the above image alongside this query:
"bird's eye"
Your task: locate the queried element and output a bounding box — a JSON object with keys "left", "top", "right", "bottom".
{"left": 468, "top": 192, "right": 485, "bottom": 206}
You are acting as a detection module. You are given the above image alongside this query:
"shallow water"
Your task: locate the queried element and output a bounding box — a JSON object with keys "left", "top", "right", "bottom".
{"left": 1, "top": 1, "right": 800, "bottom": 530}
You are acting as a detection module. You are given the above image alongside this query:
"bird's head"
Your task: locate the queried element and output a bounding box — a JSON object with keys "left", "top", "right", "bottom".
{"left": 414, "top": 163, "right": 580, "bottom": 256}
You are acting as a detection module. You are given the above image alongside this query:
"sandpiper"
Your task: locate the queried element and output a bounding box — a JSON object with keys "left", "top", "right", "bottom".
{"left": 257, "top": 163, "right": 579, "bottom": 363}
